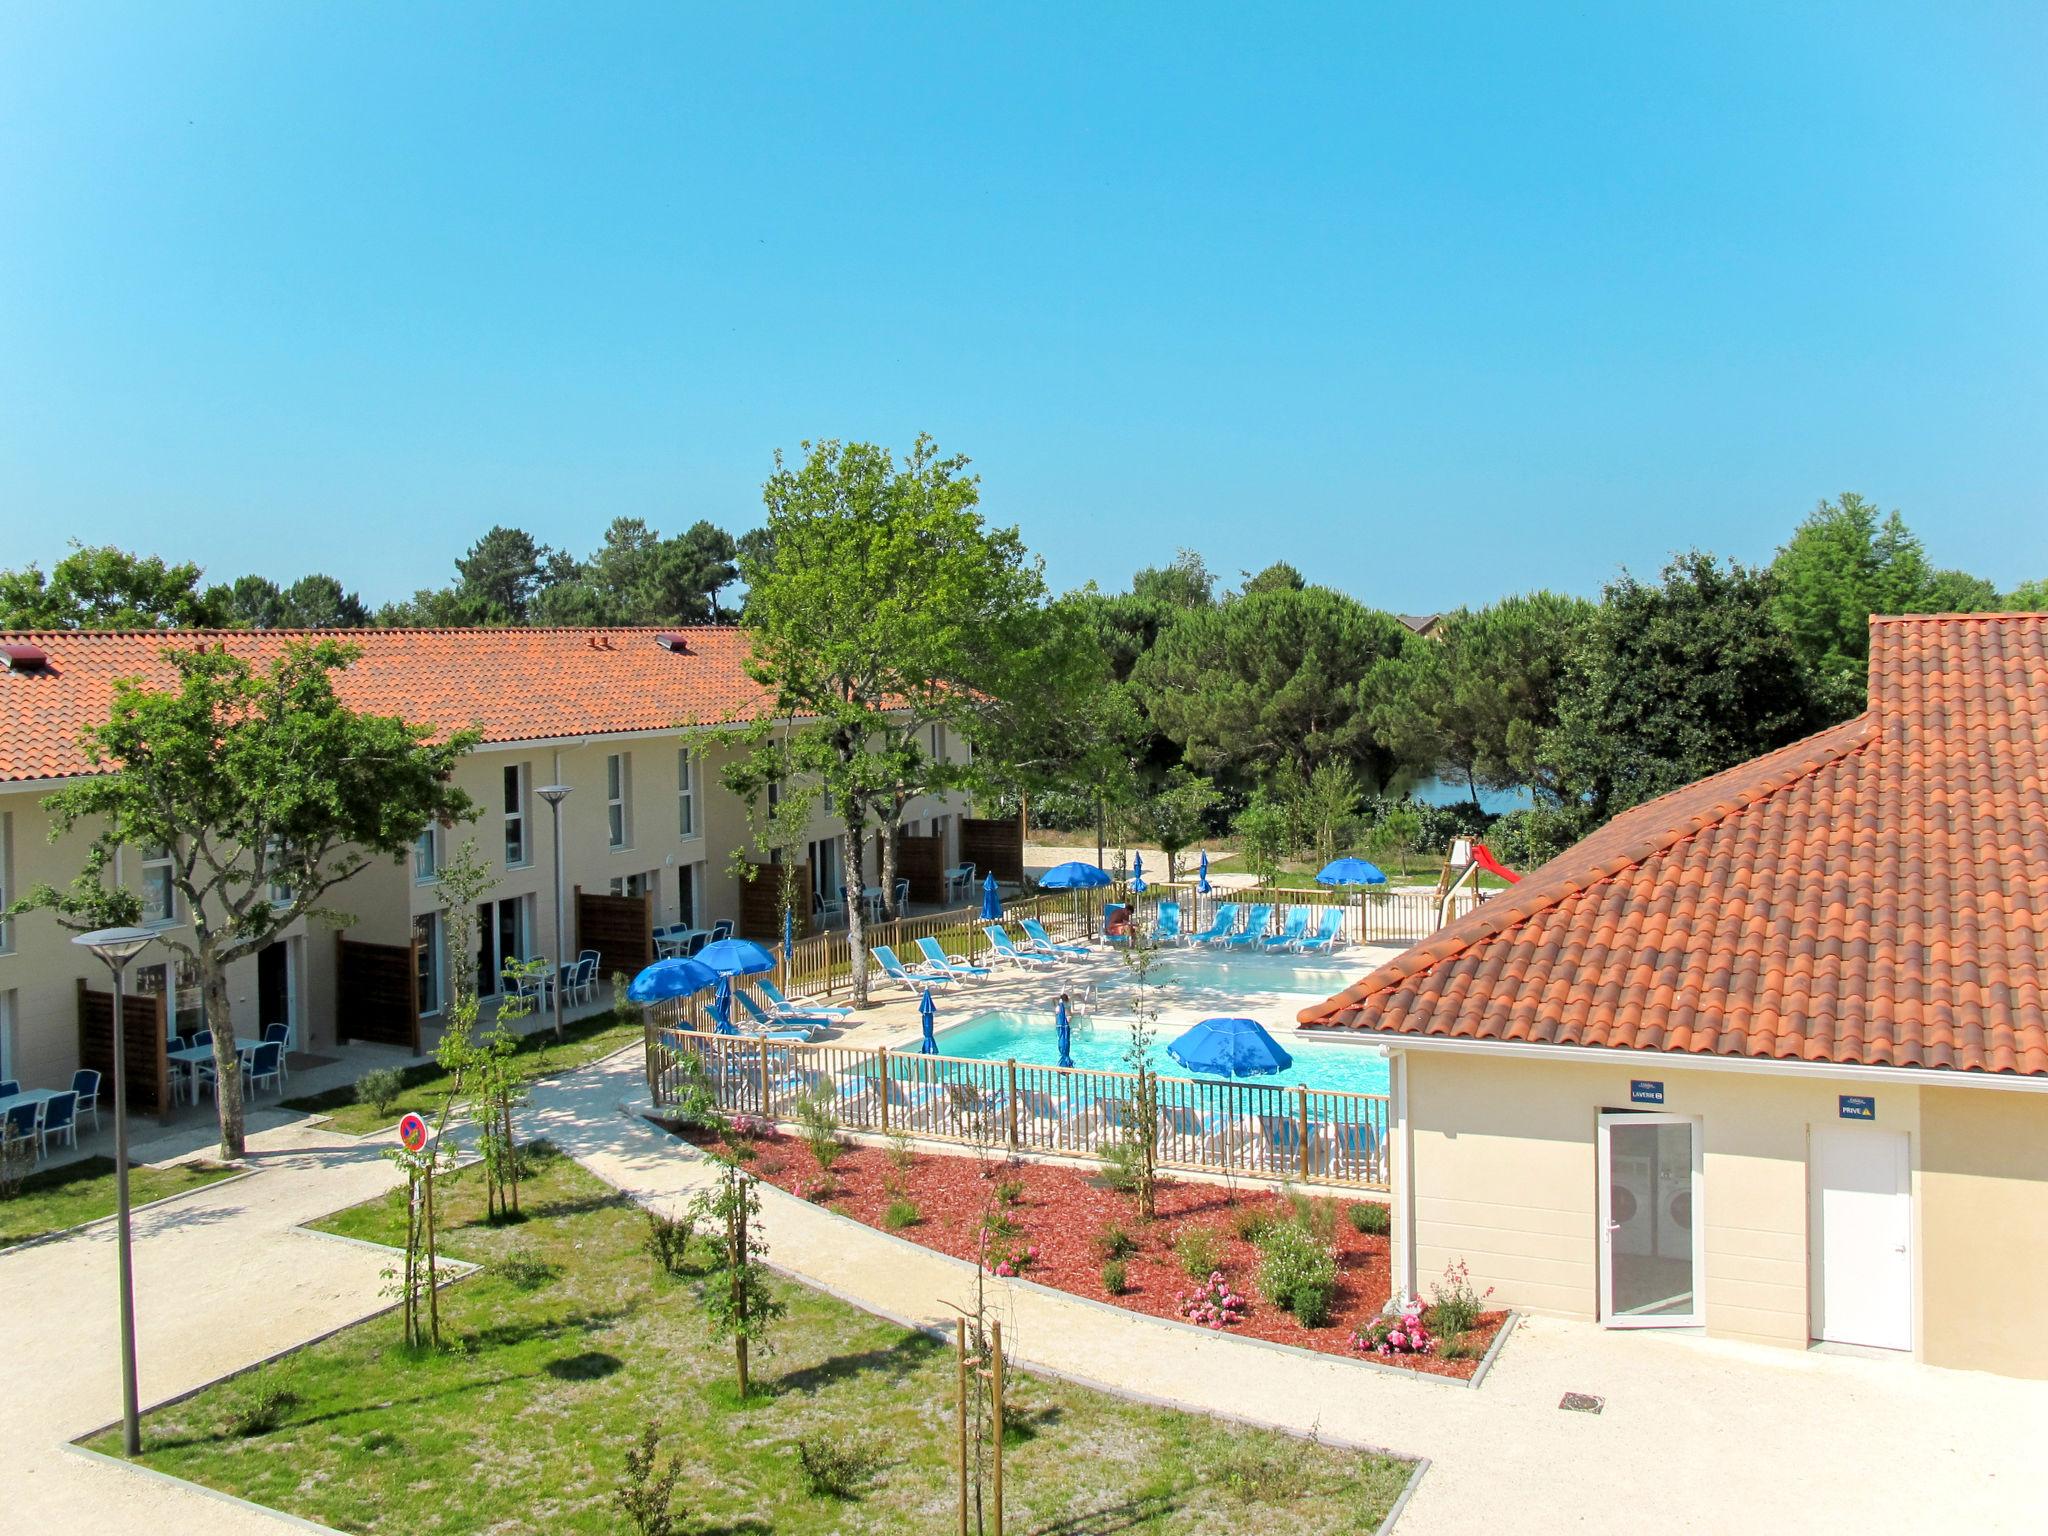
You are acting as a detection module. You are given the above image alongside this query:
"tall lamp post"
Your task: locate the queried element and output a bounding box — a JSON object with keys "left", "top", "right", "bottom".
{"left": 73, "top": 924, "right": 158, "bottom": 1457}
{"left": 538, "top": 784, "right": 572, "bottom": 1042}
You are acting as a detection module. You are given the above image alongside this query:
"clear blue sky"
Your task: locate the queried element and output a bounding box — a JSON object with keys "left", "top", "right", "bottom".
{"left": 2, "top": 3, "right": 2042, "bottom": 612}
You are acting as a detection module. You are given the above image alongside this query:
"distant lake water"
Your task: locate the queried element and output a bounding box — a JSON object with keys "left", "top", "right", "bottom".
{"left": 1409, "top": 776, "right": 1534, "bottom": 815}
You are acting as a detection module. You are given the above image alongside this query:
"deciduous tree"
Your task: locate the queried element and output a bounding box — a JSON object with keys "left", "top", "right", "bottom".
{"left": 0, "top": 543, "right": 225, "bottom": 629}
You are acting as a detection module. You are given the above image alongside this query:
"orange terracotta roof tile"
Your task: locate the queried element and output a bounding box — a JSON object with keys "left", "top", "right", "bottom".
{"left": 0, "top": 627, "right": 782, "bottom": 782}
{"left": 1299, "top": 613, "right": 2048, "bottom": 1079}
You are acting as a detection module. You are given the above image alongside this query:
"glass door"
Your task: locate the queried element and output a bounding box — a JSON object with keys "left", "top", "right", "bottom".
{"left": 1598, "top": 1112, "right": 1703, "bottom": 1327}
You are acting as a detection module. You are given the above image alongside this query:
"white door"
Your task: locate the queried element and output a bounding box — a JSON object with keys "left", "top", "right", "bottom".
{"left": 1598, "top": 1112, "right": 1703, "bottom": 1327}
{"left": 1810, "top": 1127, "right": 1912, "bottom": 1350}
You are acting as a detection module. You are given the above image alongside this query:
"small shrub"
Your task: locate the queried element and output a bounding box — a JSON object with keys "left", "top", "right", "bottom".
{"left": 885, "top": 1130, "right": 918, "bottom": 1172}
{"left": 1427, "top": 1258, "right": 1493, "bottom": 1337}
{"left": 995, "top": 1177, "right": 1025, "bottom": 1207}
{"left": 796, "top": 1435, "right": 882, "bottom": 1499}
{"left": 1355, "top": 1300, "right": 1435, "bottom": 1358}
{"left": 1438, "top": 1332, "right": 1481, "bottom": 1361}
{"left": 354, "top": 1067, "right": 405, "bottom": 1116}
{"left": 1098, "top": 1136, "right": 1145, "bottom": 1195}
{"left": 1173, "top": 1225, "right": 1226, "bottom": 1279}
{"left": 1092, "top": 1222, "right": 1139, "bottom": 1262}
{"left": 225, "top": 1383, "right": 300, "bottom": 1438}
{"left": 982, "top": 1209, "right": 1021, "bottom": 1242}
{"left": 1256, "top": 1221, "right": 1338, "bottom": 1328}
{"left": 1176, "top": 1271, "right": 1246, "bottom": 1330}
{"left": 1101, "top": 1258, "right": 1129, "bottom": 1294}
{"left": 497, "top": 1253, "right": 560, "bottom": 1291}
{"left": 1209, "top": 1440, "right": 1295, "bottom": 1502}
{"left": 1229, "top": 1204, "right": 1275, "bottom": 1244}
{"left": 615, "top": 1422, "right": 689, "bottom": 1536}
{"left": 795, "top": 1084, "right": 842, "bottom": 1173}
{"left": 1348, "top": 1201, "right": 1391, "bottom": 1236}
{"left": 756, "top": 1154, "right": 786, "bottom": 1176}
{"left": 1283, "top": 1185, "right": 1339, "bottom": 1244}
{"left": 645, "top": 1211, "right": 695, "bottom": 1275}
{"left": 723, "top": 1138, "right": 759, "bottom": 1163}
{"left": 883, "top": 1198, "right": 920, "bottom": 1230}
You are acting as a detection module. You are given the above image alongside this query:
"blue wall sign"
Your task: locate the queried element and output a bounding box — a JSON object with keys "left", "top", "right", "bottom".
{"left": 1630, "top": 1080, "right": 1665, "bottom": 1106}
{"left": 1839, "top": 1095, "right": 1876, "bottom": 1122}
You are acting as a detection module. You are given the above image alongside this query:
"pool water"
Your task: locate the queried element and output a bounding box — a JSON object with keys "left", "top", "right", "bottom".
{"left": 933, "top": 1010, "right": 1389, "bottom": 1096}
{"left": 1096, "top": 945, "right": 1365, "bottom": 1004}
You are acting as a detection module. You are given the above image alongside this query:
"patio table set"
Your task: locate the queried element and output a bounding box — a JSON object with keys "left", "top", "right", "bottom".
{"left": 0, "top": 1069, "right": 102, "bottom": 1162}
{"left": 164, "top": 1025, "right": 293, "bottom": 1106}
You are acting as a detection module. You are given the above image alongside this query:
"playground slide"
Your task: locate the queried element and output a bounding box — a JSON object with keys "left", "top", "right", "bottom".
{"left": 1468, "top": 842, "right": 1521, "bottom": 884}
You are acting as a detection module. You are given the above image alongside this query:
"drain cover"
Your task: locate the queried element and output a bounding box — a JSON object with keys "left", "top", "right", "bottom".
{"left": 1559, "top": 1391, "right": 1604, "bottom": 1414}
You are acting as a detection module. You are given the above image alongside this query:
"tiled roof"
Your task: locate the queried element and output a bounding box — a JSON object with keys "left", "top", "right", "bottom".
{"left": 0, "top": 627, "right": 782, "bottom": 783}
{"left": 1300, "top": 614, "right": 2048, "bottom": 1078}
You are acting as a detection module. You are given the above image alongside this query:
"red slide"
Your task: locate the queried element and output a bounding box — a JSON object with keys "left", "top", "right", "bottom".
{"left": 1468, "top": 842, "right": 1522, "bottom": 884}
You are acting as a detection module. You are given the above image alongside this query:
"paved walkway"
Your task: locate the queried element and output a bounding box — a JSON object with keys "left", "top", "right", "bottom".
{"left": 538, "top": 1048, "right": 2048, "bottom": 1536}
{"left": 0, "top": 1119, "right": 405, "bottom": 1532}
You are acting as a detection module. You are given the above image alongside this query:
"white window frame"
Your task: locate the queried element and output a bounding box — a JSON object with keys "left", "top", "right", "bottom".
{"left": 413, "top": 911, "right": 443, "bottom": 1017}
{"left": 414, "top": 825, "right": 441, "bottom": 883}
{"left": 607, "top": 752, "right": 632, "bottom": 850}
{"left": 140, "top": 843, "right": 176, "bottom": 926}
{"left": 1596, "top": 1110, "right": 1707, "bottom": 1330}
{"left": 503, "top": 763, "right": 531, "bottom": 868}
{"left": 265, "top": 836, "right": 293, "bottom": 908}
{"left": 677, "top": 750, "right": 697, "bottom": 839}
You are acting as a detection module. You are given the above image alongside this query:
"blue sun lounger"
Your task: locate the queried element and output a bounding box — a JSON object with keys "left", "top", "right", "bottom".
{"left": 758, "top": 979, "right": 851, "bottom": 1019}
{"left": 1295, "top": 907, "right": 1345, "bottom": 953}
{"left": 1261, "top": 907, "right": 1311, "bottom": 949}
{"left": 873, "top": 944, "right": 949, "bottom": 991}
{"left": 1191, "top": 902, "right": 1240, "bottom": 945}
{"left": 916, "top": 935, "right": 992, "bottom": 981}
{"left": 1223, "top": 905, "right": 1274, "bottom": 948}
{"left": 1019, "top": 917, "right": 1088, "bottom": 960}
{"left": 982, "top": 925, "right": 1057, "bottom": 969}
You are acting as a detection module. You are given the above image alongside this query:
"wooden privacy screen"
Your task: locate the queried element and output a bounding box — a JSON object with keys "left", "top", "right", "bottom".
{"left": 960, "top": 816, "right": 1024, "bottom": 885}
{"left": 576, "top": 886, "right": 652, "bottom": 975}
{"left": 739, "top": 861, "right": 811, "bottom": 943}
{"left": 895, "top": 833, "right": 946, "bottom": 904}
{"left": 336, "top": 935, "right": 421, "bottom": 1053}
{"left": 77, "top": 980, "right": 171, "bottom": 1121}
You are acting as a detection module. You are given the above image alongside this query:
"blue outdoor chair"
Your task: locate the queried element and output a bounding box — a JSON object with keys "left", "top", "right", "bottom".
{"left": 916, "top": 936, "right": 992, "bottom": 981}
{"left": 1018, "top": 918, "right": 1087, "bottom": 960}
{"left": 39, "top": 1090, "right": 79, "bottom": 1156}
{"left": 1191, "top": 903, "right": 1240, "bottom": 945}
{"left": 70, "top": 1069, "right": 102, "bottom": 1132}
{"left": 1261, "top": 907, "right": 1311, "bottom": 949}
{"left": 1296, "top": 908, "right": 1346, "bottom": 952}
{"left": 872, "top": 944, "right": 948, "bottom": 992}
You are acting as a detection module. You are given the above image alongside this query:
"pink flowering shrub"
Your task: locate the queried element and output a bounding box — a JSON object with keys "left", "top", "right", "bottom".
{"left": 1354, "top": 1301, "right": 1435, "bottom": 1357}
{"left": 978, "top": 1224, "right": 1038, "bottom": 1277}
{"left": 1176, "top": 1272, "right": 1247, "bottom": 1331}
{"left": 727, "top": 1113, "right": 771, "bottom": 1141}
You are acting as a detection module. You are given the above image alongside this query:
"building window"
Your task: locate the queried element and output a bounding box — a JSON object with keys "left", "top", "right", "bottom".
{"left": 414, "top": 825, "right": 440, "bottom": 882}
{"left": 141, "top": 844, "right": 176, "bottom": 925}
{"left": 607, "top": 753, "right": 632, "bottom": 849}
{"left": 265, "top": 837, "right": 293, "bottom": 908}
{"left": 677, "top": 862, "right": 699, "bottom": 929}
{"left": 931, "top": 723, "right": 943, "bottom": 761}
{"left": 809, "top": 837, "right": 843, "bottom": 904}
{"left": 677, "top": 750, "right": 697, "bottom": 838}
{"left": 414, "top": 912, "right": 442, "bottom": 1017}
{"left": 503, "top": 764, "right": 530, "bottom": 867}
{"left": 608, "top": 870, "right": 654, "bottom": 899}
{"left": 0, "top": 989, "right": 14, "bottom": 1080}
{"left": 476, "top": 895, "right": 532, "bottom": 998}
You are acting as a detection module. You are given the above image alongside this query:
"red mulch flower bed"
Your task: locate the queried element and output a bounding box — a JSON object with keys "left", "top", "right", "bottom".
{"left": 709, "top": 1126, "right": 1507, "bottom": 1380}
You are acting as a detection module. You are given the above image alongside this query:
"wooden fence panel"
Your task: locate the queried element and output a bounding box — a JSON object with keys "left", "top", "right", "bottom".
{"left": 960, "top": 816, "right": 1024, "bottom": 885}
{"left": 577, "top": 886, "right": 653, "bottom": 975}
{"left": 76, "top": 980, "right": 171, "bottom": 1121}
{"left": 896, "top": 832, "right": 946, "bottom": 905}
{"left": 738, "top": 862, "right": 811, "bottom": 943}
{"left": 336, "top": 935, "right": 421, "bottom": 1052}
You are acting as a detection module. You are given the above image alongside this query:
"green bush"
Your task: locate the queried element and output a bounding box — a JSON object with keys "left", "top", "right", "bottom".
{"left": 995, "top": 1177, "right": 1025, "bottom": 1207}
{"left": 1092, "top": 1222, "right": 1139, "bottom": 1262}
{"left": 1256, "top": 1221, "right": 1339, "bottom": 1328}
{"left": 796, "top": 1435, "right": 881, "bottom": 1499}
{"left": 1098, "top": 1136, "right": 1145, "bottom": 1195}
{"left": 1101, "top": 1258, "right": 1129, "bottom": 1295}
{"left": 1427, "top": 1258, "right": 1493, "bottom": 1337}
{"left": 645, "top": 1212, "right": 694, "bottom": 1275}
{"left": 883, "top": 1198, "right": 920, "bottom": 1230}
{"left": 1484, "top": 806, "right": 1582, "bottom": 869}
{"left": 1284, "top": 1186, "right": 1339, "bottom": 1245}
{"left": 1229, "top": 1204, "right": 1275, "bottom": 1244}
{"left": 1174, "top": 1225, "right": 1226, "bottom": 1279}
{"left": 354, "top": 1067, "right": 405, "bottom": 1116}
{"left": 1348, "top": 1201, "right": 1391, "bottom": 1236}
{"left": 225, "top": 1383, "right": 301, "bottom": 1438}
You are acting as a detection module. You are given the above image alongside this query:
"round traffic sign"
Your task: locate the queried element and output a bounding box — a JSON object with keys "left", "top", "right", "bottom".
{"left": 398, "top": 1112, "right": 428, "bottom": 1153}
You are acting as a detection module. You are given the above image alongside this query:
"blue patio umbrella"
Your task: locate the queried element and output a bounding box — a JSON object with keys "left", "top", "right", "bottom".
{"left": 1038, "top": 860, "right": 1111, "bottom": 891}
{"left": 1132, "top": 852, "right": 1146, "bottom": 894}
{"left": 711, "top": 974, "right": 738, "bottom": 1035}
{"left": 1167, "top": 1017, "right": 1294, "bottom": 1080}
{"left": 918, "top": 988, "right": 938, "bottom": 1054}
{"left": 1054, "top": 995, "right": 1073, "bottom": 1069}
{"left": 1197, "top": 850, "right": 1211, "bottom": 894}
{"left": 981, "top": 871, "right": 1003, "bottom": 922}
{"left": 783, "top": 907, "right": 794, "bottom": 962}
{"left": 696, "top": 937, "right": 778, "bottom": 976}
{"left": 1316, "top": 857, "right": 1387, "bottom": 887}
{"left": 626, "top": 956, "right": 722, "bottom": 1003}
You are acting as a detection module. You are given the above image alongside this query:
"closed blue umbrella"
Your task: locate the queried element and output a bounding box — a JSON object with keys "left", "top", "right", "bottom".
{"left": 1316, "top": 857, "right": 1387, "bottom": 887}
{"left": 783, "top": 907, "right": 794, "bottom": 962}
{"left": 1197, "top": 850, "right": 1211, "bottom": 894}
{"left": 918, "top": 988, "right": 938, "bottom": 1054}
{"left": 626, "top": 956, "right": 721, "bottom": 1003}
{"left": 981, "top": 871, "right": 1003, "bottom": 922}
{"left": 696, "top": 937, "right": 778, "bottom": 976}
{"left": 1038, "top": 860, "right": 1111, "bottom": 890}
{"left": 1131, "top": 852, "right": 1146, "bottom": 894}
{"left": 1054, "top": 995, "right": 1073, "bottom": 1069}
{"left": 1167, "top": 1017, "right": 1294, "bottom": 1079}
{"left": 712, "top": 974, "right": 737, "bottom": 1035}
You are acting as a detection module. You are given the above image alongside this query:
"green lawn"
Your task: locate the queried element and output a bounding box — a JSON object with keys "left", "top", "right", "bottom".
{"left": 281, "top": 1011, "right": 643, "bottom": 1136}
{"left": 1, "top": 1157, "right": 240, "bottom": 1250}
{"left": 97, "top": 1147, "right": 1411, "bottom": 1534}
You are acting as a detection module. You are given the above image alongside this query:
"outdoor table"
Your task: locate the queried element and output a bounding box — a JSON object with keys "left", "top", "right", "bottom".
{"left": 0, "top": 1086, "right": 60, "bottom": 1118}
{"left": 167, "top": 1040, "right": 267, "bottom": 1105}
{"left": 656, "top": 928, "right": 709, "bottom": 958}
{"left": 861, "top": 886, "right": 885, "bottom": 921}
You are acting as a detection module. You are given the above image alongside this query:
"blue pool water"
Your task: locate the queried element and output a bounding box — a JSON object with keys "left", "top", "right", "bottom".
{"left": 1095, "top": 945, "right": 1363, "bottom": 1004}
{"left": 933, "top": 1011, "right": 1390, "bottom": 1094}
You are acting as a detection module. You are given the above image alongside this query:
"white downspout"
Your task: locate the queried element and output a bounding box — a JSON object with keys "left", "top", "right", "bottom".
{"left": 1391, "top": 1047, "right": 1418, "bottom": 1303}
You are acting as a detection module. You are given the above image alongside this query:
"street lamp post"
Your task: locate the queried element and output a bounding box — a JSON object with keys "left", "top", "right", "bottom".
{"left": 73, "top": 925, "right": 158, "bottom": 1458}
{"left": 538, "top": 785, "right": 572, "bottom": 1042}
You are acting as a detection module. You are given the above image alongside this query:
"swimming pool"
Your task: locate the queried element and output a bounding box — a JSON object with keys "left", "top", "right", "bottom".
{"left": 933, "top": 1010, "right": 1389, "bottom": 1096}
{"left": 1093, "top": 945, "right": 1365, "bottom": 1005}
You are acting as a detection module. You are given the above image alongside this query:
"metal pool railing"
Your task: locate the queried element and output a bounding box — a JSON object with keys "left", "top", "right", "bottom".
{"left": 646, "top": 1027, "right": 1391, "bottom": 1190}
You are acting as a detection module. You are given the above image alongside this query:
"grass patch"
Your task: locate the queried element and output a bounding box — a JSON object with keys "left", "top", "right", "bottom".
{"left": 0, "top": 1157, "right": 239, "bottom": 1250}
{"left": 100, "top": 1151, "right": 1410, "bottom": 1533}
{"left": 281, "top": 1010, "right": 642, "bottom": 1135}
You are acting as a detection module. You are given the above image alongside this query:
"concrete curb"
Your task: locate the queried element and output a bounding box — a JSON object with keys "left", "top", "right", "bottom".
{"left": 1377, "top": 1455, "right": 1432, "bottom": 1535}
{"left": 59, "top": 1441, "right": 348, "bottom": 1533}
{"left": 0, "top": 1166, "right": 261, "bottom": 1260}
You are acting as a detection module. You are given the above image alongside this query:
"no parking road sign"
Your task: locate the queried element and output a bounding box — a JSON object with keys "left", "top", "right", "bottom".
{"left": 398, "top": 1112, "right": 428, "bottom": 1153}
